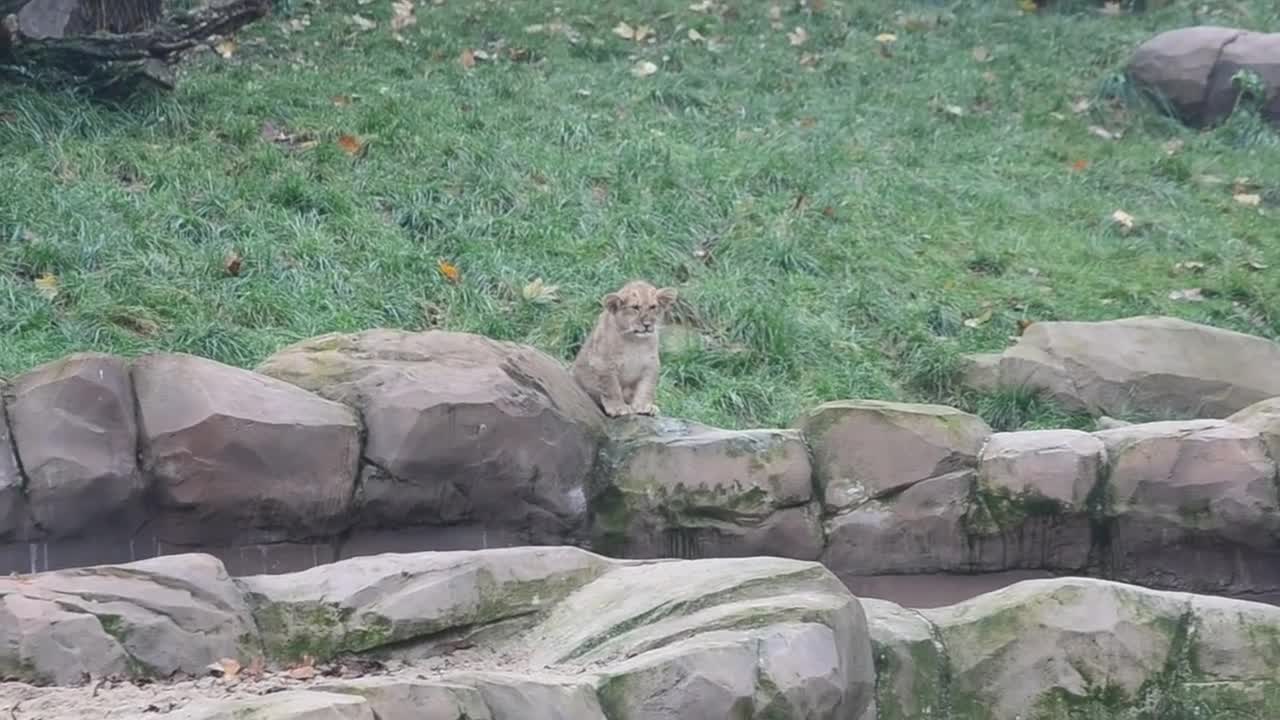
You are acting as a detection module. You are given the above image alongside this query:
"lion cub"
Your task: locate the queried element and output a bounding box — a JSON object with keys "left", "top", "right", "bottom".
{"left": 572, "top": 280, "right": 677, "bottom": 417}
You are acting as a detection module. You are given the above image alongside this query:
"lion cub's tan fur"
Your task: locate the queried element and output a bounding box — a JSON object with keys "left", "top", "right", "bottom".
{"left": 572, "top": 280, "right": 677, "bottom": 417}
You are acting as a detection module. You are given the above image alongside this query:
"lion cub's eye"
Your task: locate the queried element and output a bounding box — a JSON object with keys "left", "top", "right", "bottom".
{"left": 631, "top": 304, "right": 641, "bottom": 311}
{"left": 648, "top": 304, "right": 656, "bottom": 310}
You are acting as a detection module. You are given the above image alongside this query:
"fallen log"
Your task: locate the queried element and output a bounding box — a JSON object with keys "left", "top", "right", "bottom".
{"left": 1, "top": 0, "right": 270, "bottom": 93}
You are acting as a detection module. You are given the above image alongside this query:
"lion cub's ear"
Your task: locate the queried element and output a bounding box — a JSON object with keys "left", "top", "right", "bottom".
{"left": 603, "top": 292, "right": 624, "bottom": 312}
{"left": 656, "top": 288, "right": 677, "bottom": 308}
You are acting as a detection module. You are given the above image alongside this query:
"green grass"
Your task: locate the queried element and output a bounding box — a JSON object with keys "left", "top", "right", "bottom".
{"left": 2, "top": 0, "right": 1279, "bottom": 430}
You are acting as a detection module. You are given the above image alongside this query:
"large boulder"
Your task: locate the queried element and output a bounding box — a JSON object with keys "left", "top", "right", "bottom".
{"left": 822, "top": 470, "right": 978, "bottom": 579}
{"left": 1228, "top": 396, "right": 1280, "bottom": 463}
{"left": 1095, "top": 420, "right": 1280, "bottom": 594}
{"left": 977, "top": 430, "right": 1104, "bottom": 510}
{"left": 179, "top": 691, "right": 375, "bottom": 720}
{"left": 7, "top": 353, "right": 144, "bottom": 538}
{"left": 0, "top": 554, "right": 259, "bottom": 685}
{"left": 256, "top": 330, "right": 604, "bottom": 544}
{"left": 134, "top": 353, "right": 362, "bottom": 544}
{"left": 966, "top": 316, "right": 1280, "bottom": 419}
{"left": 591, "top": 416, "right": 822, "bottom": 560}
{"left": 796, "top": 399, "right": 990, "bottom": 513}
{"left": 0, "top": 407, "right": 29, "bottom": 542}
{"left": 1129, "top": 26, "right": 1280, "bottom": 128}
{"left": 862, "top": 598, "right": 948, "bottom": 720}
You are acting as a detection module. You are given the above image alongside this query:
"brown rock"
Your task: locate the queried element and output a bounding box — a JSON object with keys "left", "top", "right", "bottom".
{"left": 1096, "top": 420, "right": 1280, "bottom": 593}
{"left": 970, "top": 316, "right": 1280, "bottom": 419}
{"left": 978, "top": 430, "right": 1104, "bottom": 510}
{"left": 797, "top": 400, "right": 990, "bottom": 513}
{"left": 0, "top": 402, "right": 29, "bottom": 542}
{"left": 592, "top": 416, "right": 822, "bottom": 560}
{"left": 134, "top": 353, "right": 362, "bottom": 544}
{"left": 1227, "top": 397, "right": 1280, "bottom": 464}
{"left": 8, "top": 353, "right": 143, "bottom": 538}
{"left": 822, "top": 470, "right": 976, "bottom": 580}
{"left": 256, "top": 330, "right": 604, "bottom": 543}
{"left": 1128, "top": 26, "right": 1244, "bottom": 126}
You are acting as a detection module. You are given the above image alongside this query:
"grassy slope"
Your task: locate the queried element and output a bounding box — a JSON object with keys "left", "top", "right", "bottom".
{"left": 1, "top": 0, "right": 1279, "bottom": 430}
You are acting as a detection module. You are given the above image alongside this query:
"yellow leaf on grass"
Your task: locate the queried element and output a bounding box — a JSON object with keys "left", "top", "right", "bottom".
{"left": 437, "top": 259, "right": 461, "bottom": 284}
{"left": 787, "top": 26, "right": 809, "bottom": 46}
{"left": 1234, "top": 193, "right": 1262, "bottom": 207}
{"left": 214, "top": 39, "right": 237, "bottom": 59}
{"left": 631, "top": 60, "right": 658, "bottom": 77}
{"left": 875, "top": 33, "right": 897, "bottom": 44}
{"left": 459, "top": 49, "right": 476, "bottom": 69}
{"left": 34, "top": 273, "right": 58, "bottom": 300}
{"left": 337, "top": 133, "right": 365, "bottom": 156}
{"left": 1111, "top": 209, "right": 1135, "bottom": 232}
{"left": 522, "top": 278, "right": 561, "bottom": 304}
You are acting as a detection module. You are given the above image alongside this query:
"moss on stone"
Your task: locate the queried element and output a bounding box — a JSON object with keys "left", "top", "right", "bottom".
{"left": 96, "top": 613, "right": 126, "bottom": 642}
{"left": 963, "top": 481, "right": 1067, "bottom": 537}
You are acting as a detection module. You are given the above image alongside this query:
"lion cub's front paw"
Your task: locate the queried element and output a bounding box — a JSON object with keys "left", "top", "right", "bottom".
{"left": 602, "top": 400, "right": 630, "bottom": 417}
{"left": 635, "top": 403, "right": 659, "bottom": 416}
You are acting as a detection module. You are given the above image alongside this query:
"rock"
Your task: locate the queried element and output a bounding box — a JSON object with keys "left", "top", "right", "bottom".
{"left": 922, "top": 577, "right": 1189, "bottom": 719}
{"left": 978, "top": 430, "right": 1104, "bottom": 510}
{"left": 133, "top": 353, "right": 361, "bottom": 544}
{"left": 1095, "top": 415, "right": 1132, "bottom": 430}
{"left": 7, "top": 353, "right": 143, "bottom": 538}
{"left": 1095, "top": 420, "right": 1280, "bottom": 593}
{"left": 1128, "top": 26, "right": 1248, "bottom": 126}
{"left": 0, "top": 406, "right": 29, "bottom": 542}
{"left": 239, "top": 546, "right": 612, "bottom": 662}
{"left": 256, "top": 330, "right": 604, "bottom": 543}
{"left": 958, "top": 353, "right": 1001, "bottom": 394}
{"left": 1228, "top": 396, "right": 1280, "bottom": 463}
{"left": 444, "top": 672, "right": 605, "bottom": 720}
{"left": 862, "top": 598, "right": 947, "bottom": 720}
{"left": 526, "top": 556, "right": 875, "bottom": 720}
{"left": 797, "top": 400, "right": 990, "bottom": 512}
{"left": 313, "top": 677, "right": 493, "bottom": 720}
{"left": 1189, "top": 594, "right": 1280, "bottom": 683}
{"left": 591, "top": 415, "right": 821, "bottom": 560}
{"left": 1209, "top": 31, "right": 1280, "bottom": 124}
{"left": 0, "top": 554, "right": 259, "bottom": 685}
{"left": 178, "top": 691, "right": 375, "bottom": 720}
{"left": 822, "top": 470, "right": 977, "bottom": 580}
{"left": 968, "top": 316, "right": 1280, "bottom": 418}
{"left": 1097, "top": 420, "right": 1278, "bottom": 543}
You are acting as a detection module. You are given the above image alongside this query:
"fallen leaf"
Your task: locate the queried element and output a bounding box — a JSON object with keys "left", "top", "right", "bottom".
{"left": 437, "top": 259, "right": 461, "bottom": 284}
{"left": 982, "top": 71, "right": 997, "bottom": 83}
{"left": 971, "top": 46, "right": 991, "bottom": 62}
{"left": 963, "top": 307, "right": 993, "bottom": 328}
{"left": 632, "top": 24, "right": 654, "bottom": 42}
{"left": 612, "top": 21, "right": 636, "bottom": 40}
{"left": 1168, "top": 288, "right": 1204, "bottom": 302}
{"left": 459, "top": 49, "right": 475, "bottom": 69}
{"left": 1018, "top": 0, "right": 1038, "bottom": 11}
{"left": 1234, "top": 193, "right": 1262, "bottom": 207}
{"left": 787, "top": 26, "right": 809, "bottom": 46}
{"left": 223, "top": 251, "right": 243, "bottom": 277}
{"left": 1070, "top": 97, "right": 1091, "bottom": 114}
{"left": 33, "top": 273, "right": 59, "bottom": 301}
{"left": 287, "top": 666, "right": 317, "bottom": 681}
{"left": 875, "top": 33, "right": 897, "bottom": 44}
{"left": 1070, "top": 159, "right": 1089, "bottom": 172}
{"left": 244, "top": 656, "right": 266, "bottom": 678}
{"left": 821, "top": 206, "right": 835, "bottom": 218}
{"left": 218, "top": 658, "right": 241, "bottom": 681}
{"left": 687, "top": 28, "right": 704, "bottom": 42}
{"left": 798, "top": 52, "right": 819, "bottom": 67}
{"left": 472, "top": 49, "right": 491, "bottom": 61}
{"left": 1088, "top": 126, "right": 1119, "bottom": 141}
{"left": 1100, "top": 1, "right": 1122, "bottom": 15}
{"left": 942, "top": 104, "right": 964, "bottom": 118}
{"left": 1111, "top": 209, "right": 1135, "bottom": 232}
{"left": 690, "top": 0, "right": 716, "bottom": 11}
{"left": 798, "top": 116, "right": 817, "bottom": 128}
{"left": 768, "top": 4, "right": 782, "bottom": 29}
{"left": 1232, "top": 177, "right": 1259, "bottom": 194}
{"left": 1163, "top": 139, "right": 1184, "bottom": 155}
{"left": 391, "top": 0, "right": 415, "bottom": 33}
{"left": 214, "top": 39, "right": 237, "bottom": 59}
{"left": 1173, "top": 260, "right": 1205, "bottom": 273}
{"left": 348, "top": 14, "right": 376, "bottom": 31}
{"left": 337, "top": 133, "right": 365, "bottom": 156}
{"left": 631, "top": 60, "right": 658, "bottom": 77}
{"left": 522, "top": 278, "right": 561, "bottom": 304}
{"left": 331, "top": 94, "right": 353, "bottom": 107}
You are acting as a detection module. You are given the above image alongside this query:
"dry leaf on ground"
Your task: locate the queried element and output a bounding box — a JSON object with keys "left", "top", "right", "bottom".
{"left": 348, "top": 14, "right": 376, "bottom": 31}
{"left": 522, "top": 278, "right": 560, "bottom": 304}
{"left": 1070, "top": 159, "right": 1089, "bottom": 172}
{"left": 214, "top": 39, "right": 237, "bottom": 59}
{"left": 1169, "top": 288, "right": 1204, "bottom": 302}
{"left": 391, "top": 0, "right": 415, "bottom": 33}
{"left": 1173, "top": 260, "right": 1205, "bottom": 273}
{"left": 1111, "top": 209, "right": 1135, "bottom": 232}
{"left": 875, "top": 33, "right": 897, "bottom": 44}
{"left": 459, "top": 49, "right": 476, "bottom": 69}
{"left": 768, "top": 4, "right": 782, "bottom": 29}
{"left": 1070, "top": 97, "right": 1091, "bottom": 114}
{"left": 337, "top": 134, "right": 365, "bottom": 156}
{"left": 287, "top": 666, "right": 317, "bottom": 681}
{"left": 223, "top": 252, "right": 243, "bottom": 277}
{"left": 631, "top": 61, "right": 658, "bottom": 77}
{"left": 34, "top": 273, "right": 59, "bottom": 301}
{"left": 1163, "top": 139, "right": 1184, "bottom": 155}
{"left": 437, "top": 259, "right": 461, "bottom": 284}
{"left": 787, "top": 27, "right": 809, "bottom": 46}
{"left": 963, "top": 307, "right": 993, "bottom": 328}
{"left": 1088, "top": 126, "right": 1120, "bottom": 140}
{"left": 972, "top": 46, "right": 991, "bottom": 62}
{"left": 1234, "top": 193, "right": 1262, "bottom": 207}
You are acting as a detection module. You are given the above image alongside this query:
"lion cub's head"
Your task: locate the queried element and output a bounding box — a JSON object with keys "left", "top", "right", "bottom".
{"left": 603, "top": 280, "right": 677, "bottom": 338}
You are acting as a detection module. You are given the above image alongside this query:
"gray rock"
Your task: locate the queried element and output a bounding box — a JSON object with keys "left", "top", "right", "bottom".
{"left": 797, "top": 400, "right": 990, "bottom": 513}
{"left": 0, "top": 402, "right": 29, "bottom": 542}
{"left": 239, "top": 546, "right": 612, "bottom": 662}
{"left": 978, "top": 429, "right": 1104, "bottom": 510}
{"left": 0, "top": 554, "right": 258, "bottom": 685}
{"left": 445, "top": 672, "right": 605, "bottom": 720}
{"left": 134, "top": 353, "right": 361, "bottom": 544}
{"left": 178, "top": 691, "right": 375, "bottom": 720}
{"left": 862, "top": 598, "right": 947, "bottom": 720}
{"left": 312, "top": 677, "right": 492, "bottom": 720}
{"left": 967, "top": 316, "right": 1280, "bottom": 418}
{"left": 1227, "top": 396, "right": 1280, "bottom": 464}
{"left": 8, "top": 353, "right": 143, "bottom": 538}
{"left": 257, "top": 330, "right": 604, "bottom": 544}
{"left": 592, "top": 415, "right": 821, "bottom": 560}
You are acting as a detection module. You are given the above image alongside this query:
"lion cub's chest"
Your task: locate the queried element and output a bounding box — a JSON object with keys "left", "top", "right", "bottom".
{"left": 616, "top": 343, "right": 655, "bottom": 389}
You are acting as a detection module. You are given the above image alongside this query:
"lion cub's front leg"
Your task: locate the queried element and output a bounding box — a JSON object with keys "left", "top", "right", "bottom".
{"left": 599, "top": 372, "right": 631, "bottom": 417}
{"left": 629, "top": 369, "right": 660, "bottom": 416}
